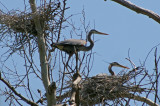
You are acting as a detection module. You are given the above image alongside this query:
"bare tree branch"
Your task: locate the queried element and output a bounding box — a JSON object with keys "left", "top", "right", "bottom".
{"left": 110, "top": 0, "right": 160, "bottom": 24}
{"left": 0, "top": 73, "right": 38, "bottom": 106}
{"left": 122, "top": 93, "right": 159, "bottom": 106}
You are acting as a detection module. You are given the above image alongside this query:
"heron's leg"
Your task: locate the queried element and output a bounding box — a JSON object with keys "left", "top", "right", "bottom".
{"left": 65, "top": 54, "right": 73, "bottom": 73}
{"left": 66, "top": 54, "right": 71, "bottom": 67}
{"left": 75, "top": 52, "right": 79, "bottom": 73}
{"left": 73, "top": 46, "right": 79, "bottom": 73}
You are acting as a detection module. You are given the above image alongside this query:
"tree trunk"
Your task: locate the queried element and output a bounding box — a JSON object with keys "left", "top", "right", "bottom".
{"left": 29, "top": 0, "right": 56, "bottom": 105}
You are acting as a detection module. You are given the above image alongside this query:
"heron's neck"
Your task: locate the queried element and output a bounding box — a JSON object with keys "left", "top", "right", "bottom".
{"left": 108, "top": 65, "right": 115, "bottom": 76}
{"left": 82, "top": 31, "right": 94, "bottom": 51}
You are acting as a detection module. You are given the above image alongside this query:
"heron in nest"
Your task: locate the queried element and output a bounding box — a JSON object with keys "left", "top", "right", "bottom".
{"left": 108, "top": 62, "right": 129, "bottom": 76}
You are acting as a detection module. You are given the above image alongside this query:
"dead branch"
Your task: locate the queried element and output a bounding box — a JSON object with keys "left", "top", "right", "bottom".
{"left": 122, "top": 93, "right": 159, "bottom": 106}
{"left": 110, "top": 0, "right": 160, "bottom": 24}
{"left": 48, "top": 82, "right": 56, "bottom": 95}
{"left": 69, "top": 72, "right": 82, "bottom": 106}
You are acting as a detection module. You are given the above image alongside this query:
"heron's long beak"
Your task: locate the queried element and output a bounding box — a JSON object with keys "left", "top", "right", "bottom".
{"left": 97, "top": 31, "right": 109, "bottom": 35}
{"left": 118, "top": 64, "right": 130, "bottom": 69}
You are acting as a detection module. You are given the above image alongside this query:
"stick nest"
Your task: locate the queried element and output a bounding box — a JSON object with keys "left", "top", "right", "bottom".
{"left": 0, "top": 2, "right": 64, "bottom": 54}
{"left": 80, "top": 70, "right": 146, "bottom": 105}
{"left": 0, "top": 2, "right": 60, "bottom": 36}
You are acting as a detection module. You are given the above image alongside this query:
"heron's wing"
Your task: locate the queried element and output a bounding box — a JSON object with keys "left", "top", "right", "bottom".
{"left": 57, "top": 39, "right": 87, "bottom": 46}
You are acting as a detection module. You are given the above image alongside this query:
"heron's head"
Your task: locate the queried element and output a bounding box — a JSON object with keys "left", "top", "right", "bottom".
{"left": 90, "top": 29, "right": 109, "bottom": 35}
{"left": 110, "top": 62, "right": 129, "bottom": 69}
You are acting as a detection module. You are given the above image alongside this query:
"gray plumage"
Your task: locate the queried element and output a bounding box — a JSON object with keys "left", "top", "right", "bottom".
{"left": 51, "top": 29, "right": 109, "bottom": 56}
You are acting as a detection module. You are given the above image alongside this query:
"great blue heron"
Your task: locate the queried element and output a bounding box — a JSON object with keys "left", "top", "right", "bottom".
{"left": 108, "top": 62, "right": 129, "bottom": 76}
{"left": 51, "top": 29, "right": 109, "bottom": 72}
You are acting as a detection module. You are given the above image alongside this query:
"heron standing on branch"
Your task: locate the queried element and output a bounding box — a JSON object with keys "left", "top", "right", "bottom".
{"left": 108, "top": 62, "right": 129, "bottom": 76}
{"left": 51, "top": 29, "right": 109, "bottom": 72}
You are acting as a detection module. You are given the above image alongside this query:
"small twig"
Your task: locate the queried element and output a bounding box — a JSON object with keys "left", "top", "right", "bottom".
{"left": 143, "top": 43, "right": 160, "bottom": 66}
{"left": 36, "top": 89, "right": 44, "bottom": 104}
{"left": 154, "top": 48, "right": 160, "bottom": 104}
{"left": 125, "top": 58, "right": 136, "bottom": 69}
